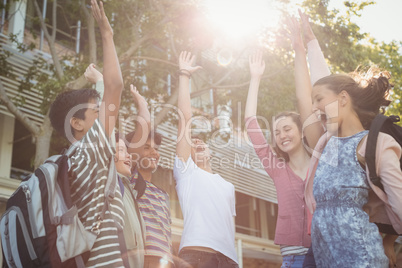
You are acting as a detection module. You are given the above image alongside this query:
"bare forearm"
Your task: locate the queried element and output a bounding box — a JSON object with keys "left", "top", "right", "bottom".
{"left": 102, "top": 35, "right": 123, "bottom": 94}
{"left": 176, "top": 75, "right": 192, "bottom": 159}
{"left": 294, "top": 47, "right": 322, "bottom": 148}
{"left": 178, "top": 76, "right": 192, "bottom": 122}
{"left": 245, "top": 76, "right": 261, "bottom": 119}
{"left": 137, "top": 105, "right": 151, "bottom": 123}
{"left": 294, "top": 47, "right": 312, "bottom": 120}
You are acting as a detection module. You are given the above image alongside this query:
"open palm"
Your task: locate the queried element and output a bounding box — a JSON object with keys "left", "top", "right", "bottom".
{"left": 179, "top": 51, "right": 202, "bottom": 74}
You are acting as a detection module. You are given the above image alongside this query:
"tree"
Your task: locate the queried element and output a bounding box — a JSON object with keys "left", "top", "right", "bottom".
{"left": 1, "top": 0, "right": 401, "bottom": 172}
{"left": 300, "top": 0, "right": 402, "bottom": 116}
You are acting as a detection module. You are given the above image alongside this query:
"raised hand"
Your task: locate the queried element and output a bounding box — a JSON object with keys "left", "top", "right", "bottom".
{"left": 298, "top": 9, "right": 316, "bottom": 44}
{"left": 249, "top": 51, "right": 265, "bottom": 78}
{"left": 287, "top": 16, "right": 304, "bottom": 52}
{"left": 91, "top": 0, "right": 113, "bottom": 36}
{"left": 84, "top": 63, "right": 103, "bottom": 84}
{"left": 179, "top": 51, "right": 202, "bottom": 75}
{"left": 130, "top": 84, "right": 148, "bottom": 109}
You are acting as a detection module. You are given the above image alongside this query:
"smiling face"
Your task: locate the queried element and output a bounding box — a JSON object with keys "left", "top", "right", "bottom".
{"left": 190, "top": 138, "right": 211, "bottom": 164}
{"left": 115, "top": 138, "right": 132, "bottom": 177}
{"left": 312, "top": 84, "right": 342, "bottom": 134}
{"left": 273, "top": 116, "right": 303, "bottom": 155}
{"left": 133, "top": 138, "right": 160, "bottom": 172}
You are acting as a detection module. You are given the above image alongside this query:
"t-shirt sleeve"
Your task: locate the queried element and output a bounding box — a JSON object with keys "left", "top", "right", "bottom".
{"left": 69, "top": 119, "right": 115, "bottom": 199}
{"left": 245, "top": 116, "right": 280, "bottom": 179}
{"left": 173, "top": 156, "right": 195, "bottom": 183}
{"left": 307, "top": 39, "right": 331, "bottom": 85}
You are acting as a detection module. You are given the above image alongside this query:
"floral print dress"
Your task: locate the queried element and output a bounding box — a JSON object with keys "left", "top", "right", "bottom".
{"left": 312, "top": 130, "right": 388, "bottom": 267}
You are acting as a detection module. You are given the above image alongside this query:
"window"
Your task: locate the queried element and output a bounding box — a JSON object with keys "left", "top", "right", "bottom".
{"left": 235, "top": 191, "right": 278, "bottom": 240}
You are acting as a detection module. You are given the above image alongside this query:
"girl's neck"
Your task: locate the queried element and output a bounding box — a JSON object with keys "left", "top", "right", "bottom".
{"left": 138, "top": 169, "right": 152, "bottom": 182}
{"left": 337, "top": 116, "right": 365, "bottom": 137}
{"left": 288, "top": 145, "right": 310, "bottom": 174}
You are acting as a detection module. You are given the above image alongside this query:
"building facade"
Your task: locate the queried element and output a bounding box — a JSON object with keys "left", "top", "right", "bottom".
{"left": 0, "top": 1, "right": 282, "bottom": 267}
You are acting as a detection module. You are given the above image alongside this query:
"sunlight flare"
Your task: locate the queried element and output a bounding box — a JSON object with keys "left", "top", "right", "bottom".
{"left": 203, "top": 0, "right": 280, "bottom": 39}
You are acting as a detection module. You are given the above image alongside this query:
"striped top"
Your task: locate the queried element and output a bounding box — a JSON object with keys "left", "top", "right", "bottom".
{"left": 280, "top": 245, "right": 309, "bottom": 257}
{"left": 69, "top": 119, "right": 126, "bottom": 268}
{"left": 131, "top": 173, "right": 173, "bottom": 264}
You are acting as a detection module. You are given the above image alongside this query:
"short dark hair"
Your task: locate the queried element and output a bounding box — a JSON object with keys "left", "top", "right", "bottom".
{"left": 125, "top": 129, "right": 163, "bottom": 147}
{"left": 49, "top": 89, "right": 100, "bottom": 138}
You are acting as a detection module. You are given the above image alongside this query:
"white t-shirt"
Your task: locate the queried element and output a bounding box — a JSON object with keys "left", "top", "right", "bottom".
{"left": 173, "top": 156, "right": 238, "bottom": 263}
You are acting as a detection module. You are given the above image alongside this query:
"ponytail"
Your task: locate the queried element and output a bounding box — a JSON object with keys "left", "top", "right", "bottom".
{"left": 314, "top": 67, "right": 392, "bottom": 129}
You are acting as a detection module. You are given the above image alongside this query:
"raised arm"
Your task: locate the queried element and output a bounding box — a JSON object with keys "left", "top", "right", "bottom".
{"left": 85, "top": 63, "right": 104, "bottom": 98}
{"left": 244, "top": 53, "right": 282, "bottom": 178}
{"left": 289, "top": 16, "right": 322, "bottom": 149}
{"left": 129, "top": 84, "right": 151, "bottom": 148}
{"left": 244, "top": 51, "right": 265, "bottom": 119}
{"left": 299, "top": 10, "right": 331, "bottom": 85}
{"left": 176, "top": 51, "right": 202, "bottom": 162}
{"left": 91, "top": 0, "right": 123, "bottom": 137}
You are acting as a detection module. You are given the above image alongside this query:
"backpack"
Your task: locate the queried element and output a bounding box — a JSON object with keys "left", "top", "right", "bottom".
{"left": 0, "top": 144, "right": 97, "bottom": 268}
{"left": 366, "top": 113, "right": 402, "bottom": 235}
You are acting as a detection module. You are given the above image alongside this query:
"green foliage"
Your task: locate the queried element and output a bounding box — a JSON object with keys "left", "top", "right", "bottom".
{"left": 301, "top": 0, "right": 401, "bottom": 118}
{"left": 1, "top": 0, "right": 402, "bottom": 141}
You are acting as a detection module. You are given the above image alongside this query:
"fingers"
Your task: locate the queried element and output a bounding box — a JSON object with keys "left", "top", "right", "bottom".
{"left": 91, "top": 0, "right": 109, "bottom": 29}
{"left": 130, "top": 84, "right": 138, "bottom": 95}
{"left": 287, "top": 16, "right": 301, "bottom": 40}
{"left": 179, "top": 51, "right": 195, "bottom": 63}
{"left": 85, "top": 63, "right": 96, "bottom": 73}
{"left": 91, "top": 0, "right": 100, "bottom": 20}
{"left": 99, "top": 1, "right": 105, "bottom": 17}
{"left": 298, "top": 8, "right": 309, "bottom": 23}
{"left": 179, "top": 51, "right": 201, "bottom": 71}
{"left": 194, "top": 65, "right": 203, "bottom": 72}
{"left": 186, "top": 51, "right": 192, "bottom": 63}
{"left": 249, "top": 51, "right": 263, "bottom": 65}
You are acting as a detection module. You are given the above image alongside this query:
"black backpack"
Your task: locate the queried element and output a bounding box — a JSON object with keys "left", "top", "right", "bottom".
{"left": 366, "top": 114, "right": 402, "bottom": 235}
{"left": 0, "top": 145, "right": 88, "bottom": 268}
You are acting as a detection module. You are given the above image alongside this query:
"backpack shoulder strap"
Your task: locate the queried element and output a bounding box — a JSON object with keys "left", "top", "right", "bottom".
{"left": 366, "top": 114, "right": 392, "bottom": 191}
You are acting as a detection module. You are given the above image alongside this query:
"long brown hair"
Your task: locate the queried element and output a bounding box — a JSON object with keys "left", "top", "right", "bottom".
{"left": 314, "top": 68, "right": 392, "bottom": 129}
{"left": 271, "top": 112, "right": 303, "bottom": 162}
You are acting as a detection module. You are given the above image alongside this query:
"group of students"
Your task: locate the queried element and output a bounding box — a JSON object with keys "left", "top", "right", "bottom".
{"left": 45, "top": 1, "right": 401, "bottom": 267}
{"left": 48, "top": 1, "right": 238, "bottom": 267}
{"left": 244, "top": 11, "right": 402, "bottom": 268}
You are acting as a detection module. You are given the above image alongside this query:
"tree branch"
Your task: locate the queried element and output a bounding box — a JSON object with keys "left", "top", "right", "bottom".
{"left": 119, "top": 34, "right": 153, "bottom": 62}
{"left": 33, "top": 0, "right": 64, "bottom": 80}
{"left": 81, "top": 1, "right": 96, "bottom": 64}
{"left": 66, "top": 55, "right": 178, "bottom": 90}
{"left": 51, "top": 0, "right": 57, "bottom": 42}
{"left": 0, "top": 79, "right": 40, "bottom": 136}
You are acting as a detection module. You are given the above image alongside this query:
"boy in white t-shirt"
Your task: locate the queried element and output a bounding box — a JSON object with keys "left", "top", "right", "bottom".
{"left": 174, "top": 51, "right": 239, "bottom": 268}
